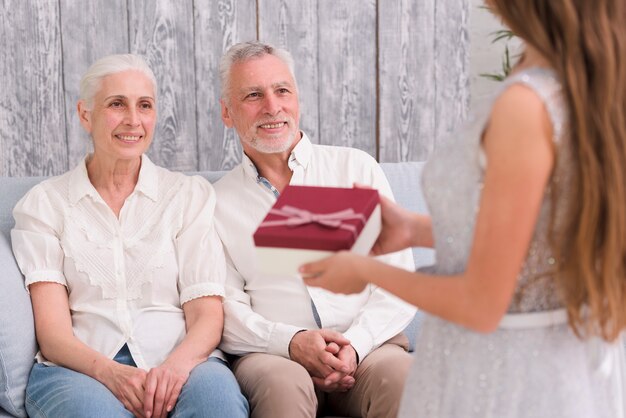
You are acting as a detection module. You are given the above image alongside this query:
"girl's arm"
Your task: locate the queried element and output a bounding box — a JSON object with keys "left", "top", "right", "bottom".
{"left": 303, "top": 83, "right": 555, "bottom": 332}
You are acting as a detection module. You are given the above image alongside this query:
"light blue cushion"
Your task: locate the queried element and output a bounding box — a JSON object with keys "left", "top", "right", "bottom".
{"left": 380, "top": 162, "right": 434, "bottom": 269}
{"left": 0, "top": 234, "right": 36, "bottom": 418}
{"left": 0, "top": 176, "right": 44, "bottom": 418}
{"left": 380, "top": 162, "right": 433, "bottom": 351}
{"left": 0, "top": 177, "right": 46, "bottom": 241}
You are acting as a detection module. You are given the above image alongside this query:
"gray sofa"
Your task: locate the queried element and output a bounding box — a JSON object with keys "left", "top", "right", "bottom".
{"left": 0, "top": 162, "right": 434, "bottom": 418}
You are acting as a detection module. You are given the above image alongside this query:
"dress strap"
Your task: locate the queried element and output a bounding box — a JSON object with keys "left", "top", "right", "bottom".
{"left": 502, "top": 67, "right": 567, "bottom": 144}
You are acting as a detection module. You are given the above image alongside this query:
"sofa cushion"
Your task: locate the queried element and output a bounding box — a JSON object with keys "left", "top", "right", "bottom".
{"left": 0, "top": 234, "right": 36, "bottom": 418}
{"left": 0, "top": 177, "right": 45, "bottom": 242}
{"left": 379, "top": 162, "right": 434, "bottom": 269}
{"left": 380, "top": 162, "right": 433, "bottom": 350}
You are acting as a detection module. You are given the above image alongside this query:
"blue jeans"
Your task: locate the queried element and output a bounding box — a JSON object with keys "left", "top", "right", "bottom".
{"left": 25, "top": 345, "right": 249, "bottom": 418}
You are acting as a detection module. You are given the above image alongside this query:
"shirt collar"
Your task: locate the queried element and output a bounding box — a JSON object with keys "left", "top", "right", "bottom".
{"left": 68, "top": 154, "right": 158, "bottom": 205}
{"left": 288, "top": 131, "right": 312, "bottom": 171}
{"left": 241, "top": 131, "right": 313, "bottom": 179}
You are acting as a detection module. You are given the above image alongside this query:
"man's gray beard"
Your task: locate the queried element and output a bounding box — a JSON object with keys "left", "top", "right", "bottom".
{"left": 249, "top": 130, "right": 297, "bottom": 154}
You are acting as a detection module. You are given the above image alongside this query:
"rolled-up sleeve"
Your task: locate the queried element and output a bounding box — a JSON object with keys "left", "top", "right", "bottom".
{"left": 176, "top": 176, "right": 226, "bottom": 305}
{"left": 11, "top": 184, "right": 67, "bottom": 290}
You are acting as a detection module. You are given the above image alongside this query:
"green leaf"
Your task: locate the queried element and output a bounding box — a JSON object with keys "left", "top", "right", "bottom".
{"left": 491, "top": 29, "right": 515, "bottom": 43}
{"left": 479, "top": 72, "right": 507, "bottom": 82}
{"left": 480, "top": 29, "right": 517, "bottom": 82}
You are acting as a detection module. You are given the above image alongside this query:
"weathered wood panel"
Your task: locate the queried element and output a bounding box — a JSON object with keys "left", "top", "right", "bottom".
{"left": 318, "top": 1, "right": 377, "bottom": 157}
{"left": 129, "top": 0, "right": 198, "bottom": 171}
{"left": 435, "top": 1, "right": 470, "bottom": 148}
{"left": 0, "top": 1, "right": 471, "bottom": 176}
{"left": 258, "top": 0, "right": 319, "bottom": 144}
{"left": 378, "top": 0, "right": 435, "bottom": 162}
{"left": 60, "top": 0, "right": 129, "bottom": 168}
{"left": 0, "top": 0, "right": 67, "bottom": 176}
{"left": 194, "top": 0, "right": 257, "bottom": 171}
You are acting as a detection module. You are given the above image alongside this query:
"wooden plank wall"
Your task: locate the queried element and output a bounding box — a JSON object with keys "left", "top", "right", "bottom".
{"left": 0, "top": 0, "right": 469, "bottom": 177}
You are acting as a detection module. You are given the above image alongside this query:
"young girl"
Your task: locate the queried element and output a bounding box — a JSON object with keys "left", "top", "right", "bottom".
{"left": 301, "top": 1, "right": 626, "bottom": 416}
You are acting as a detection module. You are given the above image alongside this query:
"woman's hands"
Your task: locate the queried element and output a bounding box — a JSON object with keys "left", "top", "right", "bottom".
{"left": 101, "top": 362, "right": 149, "bottom": 418}
{"left": 100, "top": 349, "right": 193, "bottom": 418}
{"left": 139, "top": 295, "right": 223, "bottom": 417}
{"left": 143, "top": 362, "right": 192, "bottom": 418}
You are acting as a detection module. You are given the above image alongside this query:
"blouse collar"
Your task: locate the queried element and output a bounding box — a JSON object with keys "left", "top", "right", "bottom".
{"left": 69, "top": 154, "right": 158, "bottom": 205}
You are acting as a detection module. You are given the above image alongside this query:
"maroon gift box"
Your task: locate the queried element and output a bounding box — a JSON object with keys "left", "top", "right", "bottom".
{"left": 253, "top": 185, "right": 381, "bottom": 276}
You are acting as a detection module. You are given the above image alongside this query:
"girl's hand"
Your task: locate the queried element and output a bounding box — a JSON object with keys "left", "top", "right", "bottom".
{"left": 353, "top": 183, "right": 423, "bottom": 255}
{"left": 300, "top": 251, "right": 369, "bottom": 294}
{"left": 372, "top": 193, "right": 420, "bottom": 255}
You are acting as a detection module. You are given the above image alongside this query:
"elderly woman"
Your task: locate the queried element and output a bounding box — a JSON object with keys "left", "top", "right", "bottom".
{"left": 11, "top": 54, "right": 248, "bottom": 418}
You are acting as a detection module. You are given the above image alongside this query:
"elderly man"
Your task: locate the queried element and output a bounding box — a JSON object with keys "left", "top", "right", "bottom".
{"left": 214, "top": 41, "right": 416, "bottom": 418}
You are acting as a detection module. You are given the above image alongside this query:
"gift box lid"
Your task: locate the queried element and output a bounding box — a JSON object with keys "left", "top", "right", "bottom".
{"left": 253, "top": 185, "right": 380, "bottom": 251}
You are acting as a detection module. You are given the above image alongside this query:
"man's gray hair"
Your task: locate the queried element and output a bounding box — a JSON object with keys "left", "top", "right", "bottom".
{"left": 219, "top": 41, "right": 297, "bottom": 103}
{"left": 79, "top": 54, "right": 157, "bottom": 109}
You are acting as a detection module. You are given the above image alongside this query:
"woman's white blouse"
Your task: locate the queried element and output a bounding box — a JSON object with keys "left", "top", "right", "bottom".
{"left": 11, "top": 155, "right": 226, "bottom": 369}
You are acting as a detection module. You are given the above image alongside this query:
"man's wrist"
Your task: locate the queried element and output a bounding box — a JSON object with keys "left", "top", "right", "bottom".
{"left": 288, "top": 329, "right": 307, "bottom": 359}
{"left": 268, "top": 323, "right": 307, "bottom": 358}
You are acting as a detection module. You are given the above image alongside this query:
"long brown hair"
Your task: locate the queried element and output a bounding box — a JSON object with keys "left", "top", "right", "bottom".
{"left": 490, "top": 0, "right": 626, "bottom": 341}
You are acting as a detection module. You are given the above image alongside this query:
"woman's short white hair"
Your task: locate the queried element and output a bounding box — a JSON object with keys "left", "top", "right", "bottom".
{"left": 219, "top": 41, "right": 297, "bottom": 104}
{"left": 79, "top": 54, "right": 157, "bottom": 109}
